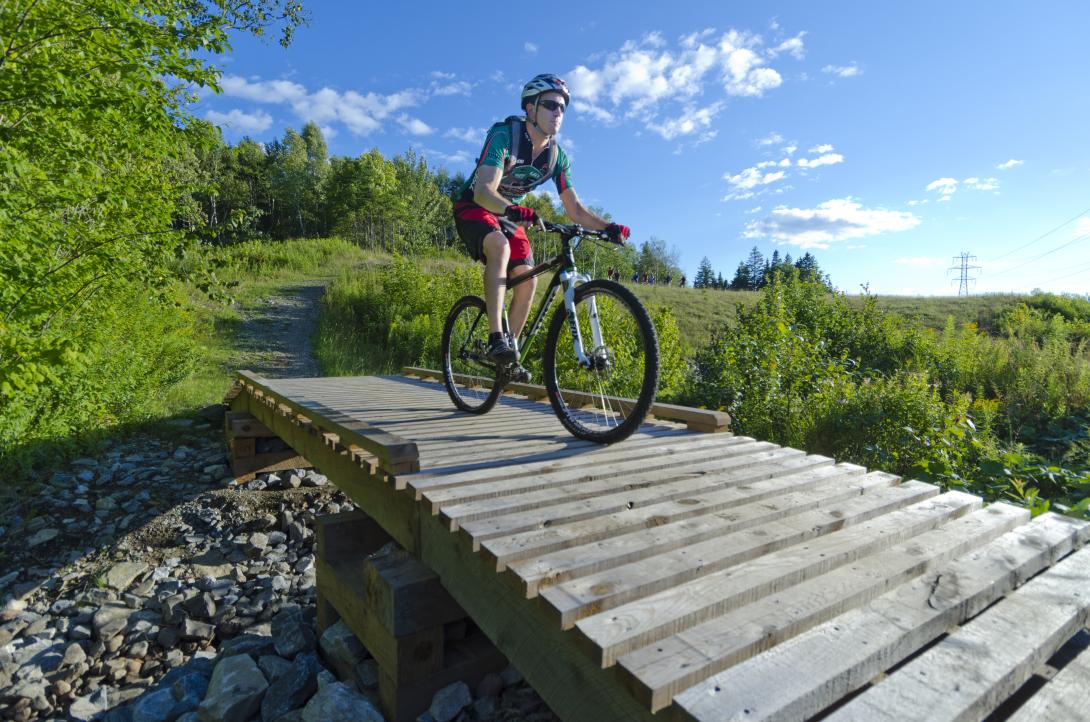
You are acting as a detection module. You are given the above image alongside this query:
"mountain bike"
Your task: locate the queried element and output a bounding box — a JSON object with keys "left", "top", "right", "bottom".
{"left": 440, "top": 221, "right": 660, "bottom": 444}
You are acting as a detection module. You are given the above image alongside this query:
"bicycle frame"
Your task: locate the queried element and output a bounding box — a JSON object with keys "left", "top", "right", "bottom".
{"left": 502, "top": 229, "right": 603, "bottom": 369}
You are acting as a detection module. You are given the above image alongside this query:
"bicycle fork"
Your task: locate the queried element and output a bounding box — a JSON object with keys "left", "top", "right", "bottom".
{"left": 560, "top": 271, "right": 602, "bottom": 368}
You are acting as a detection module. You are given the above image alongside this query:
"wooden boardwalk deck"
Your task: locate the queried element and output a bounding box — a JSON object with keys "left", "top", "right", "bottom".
{"left": 229, "top": 370, "right": 1090, "bottom": 722}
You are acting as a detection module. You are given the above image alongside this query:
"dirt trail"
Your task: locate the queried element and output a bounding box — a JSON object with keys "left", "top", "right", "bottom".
{"left": 235, "top": 282, "right": 326, "bottom": 378}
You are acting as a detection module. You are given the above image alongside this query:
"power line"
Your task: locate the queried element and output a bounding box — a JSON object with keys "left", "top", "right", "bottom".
{"left": 990, "top": 231, "right": 1090, "bottom": 277}
{"left": 990, "top": 206, "right": 1090, "bottom": 262}
{"left": 1051, "top": 259, "right": 1090, "bottom": 283}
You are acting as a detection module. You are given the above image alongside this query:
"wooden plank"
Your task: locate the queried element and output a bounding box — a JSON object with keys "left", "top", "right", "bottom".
{"left": 229, "top": 415, "right": 275, "bottom": 438}
{"left": 510, "top": 480, "right": 939, "bottom": 599}
{"left": 673, "top": 512, "right": 1090, "bottom": 722}
{"left": 233, "top": 391, "right": 421, "bottom": 553}
{"left": 1007, "top": 630, "right": 1090, "bottom": 722}
{"left": 315, "top": 555, "right": 445, "bottom": 683}
{"left": 457, "top": 448, "right": 821, "bottom": 544}
{"left": 614, "top": 503, "right": 1029, "bottom": 712}
{"left": 433, "top": 440, "right": 777, "bottom": 525}
{"left": 237, "top": 371, "right": 420, "bottom": 474}
{"left": 230, "top": 437, "right": 256, "bottom": 458}
{"left": 418, "top": 506, "right": 656, "bottom": 722}
{"left": 824, "top": 544, "right": 1090, "bottom": 722}
{"left": 542, "top": 485, "right": 960, "bottom": 628}
{"left": 482, "top": 465, "right": 894, "bottom": 572}
{"left": 402, "top": 366, "right": 731, "bottom": 432}
{"left": 576, "top": 491, "right": 980, "bottom": 654}
{"left": 363, "top": 544, "right": 466, "bottom": 637}
{"left": 315, "top": 510, "right": 393, "bottom": 563}
{"left": 405, "top": 429, "right": 708, "bottom": 493}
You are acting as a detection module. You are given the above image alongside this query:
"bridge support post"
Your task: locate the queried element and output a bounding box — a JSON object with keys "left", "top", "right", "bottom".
{"left": 315, "top": 511, "right": 507, "bottom": 722}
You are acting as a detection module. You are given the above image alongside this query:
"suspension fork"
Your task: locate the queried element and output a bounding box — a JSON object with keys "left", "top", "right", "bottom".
{"left": 560, "top": 271, "right": 602, "bottom": 368}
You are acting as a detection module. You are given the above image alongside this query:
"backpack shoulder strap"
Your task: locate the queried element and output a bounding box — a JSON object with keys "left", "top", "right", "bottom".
{"left": 505, "top": 116, "right": 523, "bottom": 170}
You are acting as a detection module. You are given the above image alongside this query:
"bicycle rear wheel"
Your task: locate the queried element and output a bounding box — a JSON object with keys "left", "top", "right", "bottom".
{"left": 543, "top": 280, "right": 659, "bottom": 443}
{"left": 441, "top": 295, "right": 503, "bottom": 414}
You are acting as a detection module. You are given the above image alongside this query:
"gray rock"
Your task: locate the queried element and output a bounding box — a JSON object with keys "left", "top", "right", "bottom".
{"left": 473, "top": 696, "right": 498, "bottom": 718}
{"left": 105, "top": 562, "right": 149, "bottom": 591}
{"left": 69, "top": 687, "right": 112, "bottom": 721}
{"left": 429, "top": 682, "right": 472, "bottom": 722}
{"left": 62, "top": 641, "right": 87, "bottom": 667}
{"left": 261, "top": 652, "right": 318, "bottom": 722}
{"left": 354, "top": 659, "right": 379, "bottom": 690}
{"left": 27, "top": 527, "right": 60, "bottom": 547}
{"left": 499, "top": 664, "right": 523, "bottom": 686}
{"left": 131, "top": 687, "right": 178, "bottom": 722}
{"left": 197, "top": 653, "right": 268, "bottom": 722}
{"left": 218, "top": 633, "right": 276, "bottom": 660}
{"left": 301, "top": 681, "right": 383, "bottom": 722}
{"left": 93, "top": 603, "right": 134, "bottom": 640}
{"left": 181, "top": 618, "right": 215, "bottom": 641}
{"left": 258, "top": 655, "right": 293, "bottom": 681}
{"left": 318, "top": 621, "right": 368, "bottom": 681}
{"left": 475, "top": 672, "right": 503, "bottom": 699}
{"left": 183, "top": 592, "right": 217, "bottom": 620}
{"left": 272, "top": 607, "right": 315, "bottom": 658}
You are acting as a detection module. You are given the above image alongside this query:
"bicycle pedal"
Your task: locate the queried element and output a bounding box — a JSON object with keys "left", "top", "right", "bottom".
{"left": 510, "top": 366, "right": 532, "bottom": 384}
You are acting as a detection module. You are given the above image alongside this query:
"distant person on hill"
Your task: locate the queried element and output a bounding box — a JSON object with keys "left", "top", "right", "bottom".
{"left": 632, "top": 270, "right": 639, "bottom": 283}
{"left": 666, "top": 273, "right": 673, "bottom": 286}
{"left": 452, "top": 74, "right": 631, "bottom": 373}
{"left": 680, "top": 274, "right": 687, "bottom": 288}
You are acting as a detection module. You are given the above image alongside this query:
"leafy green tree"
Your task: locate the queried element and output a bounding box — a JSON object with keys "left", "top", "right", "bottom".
{"left": 0, "top": 0, "right": 306, "bottom": 455}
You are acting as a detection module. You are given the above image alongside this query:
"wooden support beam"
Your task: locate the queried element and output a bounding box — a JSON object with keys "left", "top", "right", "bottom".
{"left": 402, "top": 366, "right": 730, "bottom": 433}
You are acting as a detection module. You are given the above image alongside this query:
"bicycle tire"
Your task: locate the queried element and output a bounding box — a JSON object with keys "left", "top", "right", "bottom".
{"left": 441, "top": 295, "right": 504, "bottom": 414}
{"left": 543, "top": 279, "right": 659, "bottom": 443}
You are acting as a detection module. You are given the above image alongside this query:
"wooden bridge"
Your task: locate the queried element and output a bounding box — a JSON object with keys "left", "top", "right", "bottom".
{"left": 226, "top": 369, "right": 1090, "bottom": 722}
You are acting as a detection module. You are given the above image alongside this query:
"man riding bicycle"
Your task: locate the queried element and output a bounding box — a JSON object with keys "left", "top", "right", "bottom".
{"left": 453, "top": 73, "right": 631, "bottom": 368}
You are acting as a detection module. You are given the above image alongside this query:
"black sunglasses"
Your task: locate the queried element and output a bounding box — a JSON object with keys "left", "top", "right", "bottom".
{"left": 538, "top": 99, "right": 566, "bottom": 113}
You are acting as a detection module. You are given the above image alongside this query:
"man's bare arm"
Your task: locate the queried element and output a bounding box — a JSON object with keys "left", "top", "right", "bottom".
{"left": 560, "top": 187, "right": 608, "bottom": 230}
{"left": 473, "top": 166, "right": 511, "bottom": 214}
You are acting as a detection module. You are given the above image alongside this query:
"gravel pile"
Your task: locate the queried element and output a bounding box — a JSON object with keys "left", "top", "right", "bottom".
{"left": 1, "top": 425, "right": 556, "bottom": 721}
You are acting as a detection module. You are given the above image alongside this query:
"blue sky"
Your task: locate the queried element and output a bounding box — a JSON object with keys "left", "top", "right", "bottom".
{"left": 196, "top": 1, "right": 1090, "bottom": 295}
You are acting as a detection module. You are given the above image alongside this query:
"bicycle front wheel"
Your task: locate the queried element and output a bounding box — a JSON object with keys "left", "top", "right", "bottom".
{"left": 543, "top": 280, "right": 659, "bottom": 443}
{"left": 441, "top": 295, "right": 503, "bottom": 414}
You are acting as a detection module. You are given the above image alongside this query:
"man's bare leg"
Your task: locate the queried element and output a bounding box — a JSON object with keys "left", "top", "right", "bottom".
{"left": 507, "top": 264, "right": 537, "bottom": 340}
{"left": 481, "top": 230, "right": 510, "bottom": 334}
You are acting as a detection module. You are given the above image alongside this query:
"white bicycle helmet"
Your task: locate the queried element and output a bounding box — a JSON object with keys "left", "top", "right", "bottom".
{"left": 520, "top": 74, "right": 571, "bottom": 107}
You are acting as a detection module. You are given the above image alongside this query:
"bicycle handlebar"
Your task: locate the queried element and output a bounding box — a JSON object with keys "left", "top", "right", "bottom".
{"left": 541, "top": 220, "right": 624, "bottom": 245}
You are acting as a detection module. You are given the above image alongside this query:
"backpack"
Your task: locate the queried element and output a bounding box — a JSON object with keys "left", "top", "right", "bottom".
{"left": 499, "top": 116, "right": 558, "bottom": 189}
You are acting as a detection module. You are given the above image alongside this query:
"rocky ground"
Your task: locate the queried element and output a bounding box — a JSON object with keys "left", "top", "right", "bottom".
{"left": 0, "top": 286, "right": 558, "bottom": 721}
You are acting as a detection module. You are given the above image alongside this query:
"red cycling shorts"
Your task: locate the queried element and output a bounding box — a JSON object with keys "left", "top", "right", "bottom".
{"left": 453, "top": 201, "right": 533, "bottom": 270}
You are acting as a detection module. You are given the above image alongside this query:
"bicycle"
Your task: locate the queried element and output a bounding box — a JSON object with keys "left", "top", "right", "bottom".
{"left": 440, "top": 221, "right": 660, "bottom": 444}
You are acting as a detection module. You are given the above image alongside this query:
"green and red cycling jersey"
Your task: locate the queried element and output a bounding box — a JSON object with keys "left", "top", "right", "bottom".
{"left": 457, "top": 120, "right": 574, "bottom": 205}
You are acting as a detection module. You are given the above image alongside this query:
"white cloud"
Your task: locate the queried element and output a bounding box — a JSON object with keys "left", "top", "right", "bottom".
{"left": 757, "top": 131, "right": 784, "bottom": 146}
{"left": 895, "top": 256, "right": 945, "bottom": 267}
{"left": 797, "top": 152, "right": 844, "bottom": 168}
{"left": 822, "top": 63, "right": 861, "bottom": 78}
{"left": 723, "top": 165, "right": 788, "bottom": 200}
{"left": 524, "top": 42, "right": 538, "bottom": 54}
{"left": 397, "top": 115, "right": 434, "bottom": 136}
{"left": 926, "top": 177, "right": 959, "bottom": 200}
{"left": 567, "top": 27, "right": 801, "bottom": 141}
{"left": 925, "top": 174, "right": 1000, "bottom": 200}
{"left": 1073, "top": 217, "right": 1090, "bottom": 238}
{"left": 444, "top": 126, "right": 486, "bottom": 144}
{"left": 769, "top": 33, "right": 807, "bottom": 60}
{"left": 744, "top": 198, "right": 921, "bottom": 249}
{"left": 964, "top": 176, "right": 999, "bottom": 191}
{"left": 431, "top": 80, "right": 471, "bottom": 96}
{"left": 996, "top": 159, "right": 1023, "bottom": 170}
{"left": 646, "top": 102, "right": 723, "bottom": 141}
{"left": 419, "top": 147, "right": 474, "bottom": 166}
{"left": 205, "top": 108, "right": 274, "bottom": 135}
{"left": 220, "top": 74, "right": 424, "bottom": 137}
{"left": 809, "top": 144, "right": 834, "bottom": 153}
